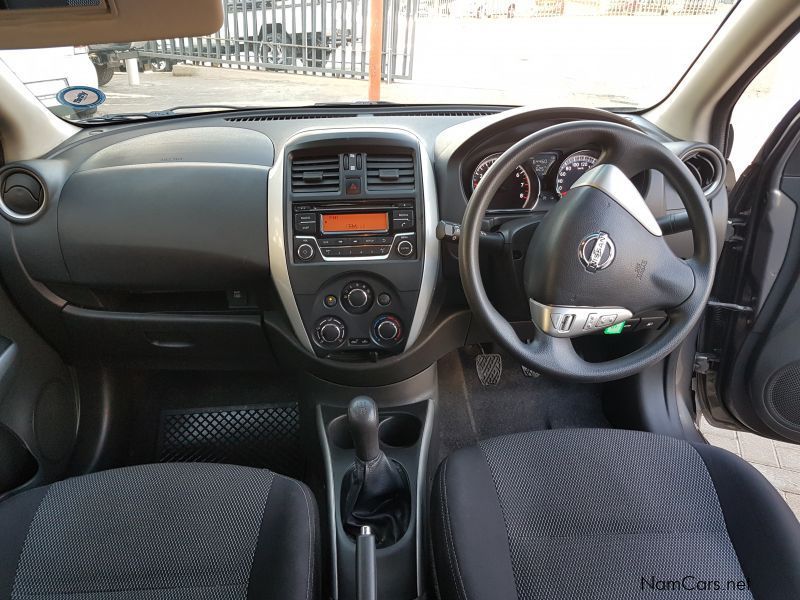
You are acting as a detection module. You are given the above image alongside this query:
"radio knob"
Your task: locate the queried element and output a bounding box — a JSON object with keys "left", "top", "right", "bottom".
{"left": 373, "top": 315, "right": 402, "bottom": 345}
{"left": 315, "top": 317, "right": 345, "bottom": 347}
{"left": 297, "top": 243, "right": 315, "bottom": 261}
{"left": 397, "top": 239, "right": 414, "bottom": 257}
{"left": 342, "top": 281, "right": 373, "bottom": 314}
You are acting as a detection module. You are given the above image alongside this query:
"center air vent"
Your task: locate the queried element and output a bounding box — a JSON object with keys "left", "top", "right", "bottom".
{"left": 0, "top": 168, "right": 46, "bottom": 222}
{"left": 291, "top": 155, "right": 341, "bottom": 194}
{"left": 681, "top": 147, "right": 724, "bottom": 196}
{"left": 366, "top": 154, "right": 415, "bottom": 191}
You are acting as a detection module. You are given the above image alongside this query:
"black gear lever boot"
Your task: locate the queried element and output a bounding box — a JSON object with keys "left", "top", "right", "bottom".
{"left": 342, "top": 396, "right": 411, "bottom": 547}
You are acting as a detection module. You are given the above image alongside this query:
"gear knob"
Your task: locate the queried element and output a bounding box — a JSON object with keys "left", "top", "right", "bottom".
{"left": 348, "top": 396, "right": 380, "bottom": 462}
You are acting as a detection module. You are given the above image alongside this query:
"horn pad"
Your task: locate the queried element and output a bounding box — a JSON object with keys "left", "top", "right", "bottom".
{"left": 523, "top": 185, "right": 694, "bottom": 315}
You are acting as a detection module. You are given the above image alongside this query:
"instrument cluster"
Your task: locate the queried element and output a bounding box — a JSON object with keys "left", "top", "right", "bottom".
{"left": 464, "top": 149, "right": 601, "bottom": 212}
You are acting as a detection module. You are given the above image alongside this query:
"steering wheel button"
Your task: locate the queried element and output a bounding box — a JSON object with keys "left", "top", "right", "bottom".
{"left": 639, "top": 316, "right": 666, "bottom": 331}
{"left": 622, "top": 318, "right": 640, "bottom": 332}
{"left": 598, "top": 314, "right": 618, "bottom": 327}
{"left": 551, "top": 313, "right": 575, "bottom": 332}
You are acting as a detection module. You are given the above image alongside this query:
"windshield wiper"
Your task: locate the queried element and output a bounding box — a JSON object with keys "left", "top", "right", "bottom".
{"left": 80, "top": 105, "right": 248, "bottom": 123}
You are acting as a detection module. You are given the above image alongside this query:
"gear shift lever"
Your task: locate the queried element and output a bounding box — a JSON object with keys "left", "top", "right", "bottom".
{"left": 348, "top": 396, "right": 380, "bottom": 462}
{"left": 342, "top": 395, "right": 411, "bottom": 547}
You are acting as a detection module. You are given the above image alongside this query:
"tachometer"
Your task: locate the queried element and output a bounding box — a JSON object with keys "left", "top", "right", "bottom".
{"left": 555, "top": 151, "right": 599, "bottom": 197}
{"left": 471, "top": 153, "right": 539, "bottom": 211}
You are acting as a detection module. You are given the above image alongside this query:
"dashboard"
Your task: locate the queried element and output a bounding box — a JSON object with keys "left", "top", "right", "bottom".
{"left": 0, "top": 105, "right": 729, "bottom": 385}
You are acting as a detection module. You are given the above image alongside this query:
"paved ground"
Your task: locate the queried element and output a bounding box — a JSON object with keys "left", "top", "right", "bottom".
{"left": 701, "top": 416, "right": 800, "bottom": 519}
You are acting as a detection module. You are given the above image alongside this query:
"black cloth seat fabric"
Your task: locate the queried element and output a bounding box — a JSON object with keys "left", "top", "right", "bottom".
{"left": 0, "top": 462, "right": 318, "bottom": 600}
{"left": 431, "top": 428, "right": 800, "bottom": 600}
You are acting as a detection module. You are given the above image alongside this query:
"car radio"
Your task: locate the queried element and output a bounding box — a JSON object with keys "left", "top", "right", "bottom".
{"left": 291, "top": 199, "right": 417, "bottom": 262}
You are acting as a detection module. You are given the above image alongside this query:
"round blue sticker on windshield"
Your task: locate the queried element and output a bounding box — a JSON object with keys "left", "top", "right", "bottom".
{"left": 56, "top": 86, "right": 106, "bottom": 109}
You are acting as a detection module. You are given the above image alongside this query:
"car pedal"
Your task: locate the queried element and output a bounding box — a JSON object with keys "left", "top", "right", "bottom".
{"left": 521, "top": 364, "right": 539, "bottom": 378}
{"left": 476, "top": 353, "right": 502, "bottom": 386}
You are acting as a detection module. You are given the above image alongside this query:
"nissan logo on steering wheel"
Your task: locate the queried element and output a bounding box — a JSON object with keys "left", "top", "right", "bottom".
{"left": 578, "top": 231, "right": 615, "bottom": 273}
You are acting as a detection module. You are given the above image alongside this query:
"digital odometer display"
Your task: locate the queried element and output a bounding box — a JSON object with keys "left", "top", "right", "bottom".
{"left": 322, "top": 212, "right": 389, "bottom": 233}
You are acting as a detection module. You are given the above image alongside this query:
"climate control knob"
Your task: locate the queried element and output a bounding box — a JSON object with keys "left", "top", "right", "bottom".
{"left": 315, "top": 317, "right": 346, "bottom": 348}
{"left": 348, "top": 288, "right": 369, "bottom": 308}
{"left": 372, "top": 315, "right": 403, "bottom": 345}
{"left": 342, "top": 281, "right": 373, "bottom": 314}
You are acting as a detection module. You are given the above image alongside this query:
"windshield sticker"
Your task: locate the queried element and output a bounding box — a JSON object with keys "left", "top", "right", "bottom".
{"left": 56, "top": 86, "right": 106, "bottom": 110}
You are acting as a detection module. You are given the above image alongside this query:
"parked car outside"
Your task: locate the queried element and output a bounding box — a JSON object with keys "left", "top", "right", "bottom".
{"left": 143, "top": 0, "right": 353, "bottom": 69}
{"left": 223, "top": 0, "right": 352, "bottom": 67}
{"left": 89, "top": 42, "right": 148, "bottom": 85}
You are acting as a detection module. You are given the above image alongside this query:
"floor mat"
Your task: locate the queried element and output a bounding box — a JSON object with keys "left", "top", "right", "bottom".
{"left": 158, "top": 404, "right": 303, "bottom": 478}
{"left": 125, "top": 371, "right": 306, "bottom": 479}
{"left": 437, "top": 346, "right": 608, "bottom": 461}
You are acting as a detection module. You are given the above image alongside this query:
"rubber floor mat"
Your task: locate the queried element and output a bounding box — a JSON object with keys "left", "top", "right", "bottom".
{"left": 158, "top": 404, "right": 302, "bottom": 478}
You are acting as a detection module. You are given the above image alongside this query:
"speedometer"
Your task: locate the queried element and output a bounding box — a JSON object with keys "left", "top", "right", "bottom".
{"left": 471, "top": 153, "right": 539, "bottom": 211}
{"left": 555, "top": 151, "right": 599, "bottom": 197}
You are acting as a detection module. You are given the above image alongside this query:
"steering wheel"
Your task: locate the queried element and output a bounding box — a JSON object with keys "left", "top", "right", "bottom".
{"left": 460, "top": 121, "right": 716, "bottom": 382}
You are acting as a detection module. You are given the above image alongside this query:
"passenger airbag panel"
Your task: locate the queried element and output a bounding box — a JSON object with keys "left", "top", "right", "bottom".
{"left": 58, "top": 163, "right": 269, "bottom": 290}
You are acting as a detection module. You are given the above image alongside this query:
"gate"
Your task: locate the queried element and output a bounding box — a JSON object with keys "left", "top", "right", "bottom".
{"left": 138, "top": 0, "right": 417, "bottom": 80}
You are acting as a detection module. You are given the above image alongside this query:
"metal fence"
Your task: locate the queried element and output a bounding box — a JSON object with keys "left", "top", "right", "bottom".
{"left": 137, "top": 0, "right": 727, "bottom": 81}
{"left": 138, "top": 0, "right": 418, "bottom": 80}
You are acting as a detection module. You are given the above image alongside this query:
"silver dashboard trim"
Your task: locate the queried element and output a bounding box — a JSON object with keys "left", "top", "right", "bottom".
{"left": 405, "top": 132, "right": 440, "bottom": 350}
{"left": 268, "top": 126, "right": 439, "bottom": 354}
{"left": 530, "top": 298, "right": 633, "bottom": 338}
{"left": 268, "top": 144, "right": 315, "bottom": 353}
{"left": 572, "top": 163, "right": 663, "bottom": 236}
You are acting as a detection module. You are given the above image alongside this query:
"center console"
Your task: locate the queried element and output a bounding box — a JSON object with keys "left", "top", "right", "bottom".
{"left": 269, "top": 128, "right": 438, "bottom": 360}
{"left": 311, "top": 364, "right": 436, "bottom": 600}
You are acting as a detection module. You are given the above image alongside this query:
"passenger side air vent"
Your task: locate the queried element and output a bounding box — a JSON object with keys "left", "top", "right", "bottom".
{"left": 0, "top": 168, "right": 46, "bottom": 222}
{"left": 291, "top": 155, "right": 341, "bottom": 194}
{"left": 366, "top": 154, "right": 415, "bottom": 191}
{"left": 681, "top": 147, "right": 724, "bottom": 196}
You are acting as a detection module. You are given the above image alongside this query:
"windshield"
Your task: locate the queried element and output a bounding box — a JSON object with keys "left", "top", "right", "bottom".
{"left": 0, "top": 0, "right": 738, "bottom": 122}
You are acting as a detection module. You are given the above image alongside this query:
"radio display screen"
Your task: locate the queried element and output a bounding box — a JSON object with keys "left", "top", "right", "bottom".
{"left": 322, "top": 212, "right": 389, "bottom": 233}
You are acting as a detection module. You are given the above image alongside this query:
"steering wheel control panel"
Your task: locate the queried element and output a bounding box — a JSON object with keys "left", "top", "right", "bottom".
{"left": 282, "top": 131, "right": 427, "bottom": 359}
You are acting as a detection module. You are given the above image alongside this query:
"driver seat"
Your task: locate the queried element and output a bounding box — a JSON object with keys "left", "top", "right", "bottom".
{"left": 431, "top": 428, "right": 800, "bottom": 600}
